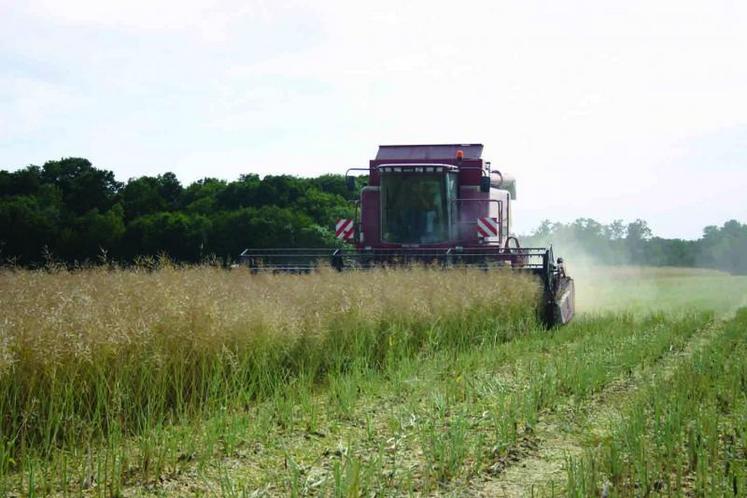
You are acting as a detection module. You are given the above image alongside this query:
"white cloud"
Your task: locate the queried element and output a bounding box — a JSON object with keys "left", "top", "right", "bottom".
{"left": 0, "top": 75, "right": 89, "bottom": 140}
{"left": 1, "top": 0, "right": 746, "bottom": 238}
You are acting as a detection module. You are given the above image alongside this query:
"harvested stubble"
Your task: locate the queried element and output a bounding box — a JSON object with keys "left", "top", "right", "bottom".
{"left": 565, "top": 308, "right": 747, "bottom": 496}
{"left": 0, "top": 264, "right": 540, "bottom": 472}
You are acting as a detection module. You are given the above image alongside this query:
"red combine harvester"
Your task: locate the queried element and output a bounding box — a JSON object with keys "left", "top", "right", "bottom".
{"left": 241, "top": 144, "right": 575, "bottom": 326}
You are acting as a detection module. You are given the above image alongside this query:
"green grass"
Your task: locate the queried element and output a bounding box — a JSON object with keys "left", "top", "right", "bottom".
{"left": 573, "top": 265, "right": 747, "bottom": 315}
{"left": 1, "top": 265, "right": 746, "bottom": 496}
{"left": 565, "top": 308, "right": 747, "bottom": 497}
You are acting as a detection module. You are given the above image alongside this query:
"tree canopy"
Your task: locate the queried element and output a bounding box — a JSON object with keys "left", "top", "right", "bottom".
{"left": 0, "top": 158, "right": 355, "bottom": 265}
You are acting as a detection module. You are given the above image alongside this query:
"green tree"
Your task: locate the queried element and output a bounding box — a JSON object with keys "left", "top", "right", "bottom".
{"left": 625, "top": 219, "right": 653, "bottom": 263}
{"left": 121, "top": 173, "right": 183, "bottom": 221}
{"left": 182, "top": 178, "right": 227, "bottom": 215}
{"left": 0, "top": 195, "right": 59, "bottom": 263}
{"left": 68, "top": 205, "right": 126, "bottom": 261}
{"left": 215, "top": 174, "right": 261, "bottom": 210}
{"left": 208, "top": 205, "right": 335, "bottom": 260}
{"left": 0, "top": 166, "right": 43, "bottom": 197}
{"left": 698, "top": 220, "right": 747, "bottom": 274}
{"left": 124, "top": 212, "right": 210, "bottom": 262}
{"left": 40, "top": 158, "right": 121, "bottom": 215}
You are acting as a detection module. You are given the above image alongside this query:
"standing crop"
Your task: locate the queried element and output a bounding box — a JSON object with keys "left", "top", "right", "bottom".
{"left": 0, "top": 265, "right": 540, "bottom": 475}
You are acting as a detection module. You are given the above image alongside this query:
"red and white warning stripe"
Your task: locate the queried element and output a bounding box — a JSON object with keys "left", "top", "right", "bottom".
{"left": 476, "top": 217, "right": 499, "bottom": 238}
{"left": 335, "top": 218, "right": 355, "bottom": 240}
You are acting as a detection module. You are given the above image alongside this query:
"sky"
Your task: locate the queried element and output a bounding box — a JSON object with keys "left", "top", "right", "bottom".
{"left": 1, "top": 0, "right": 746, "bottom": 239}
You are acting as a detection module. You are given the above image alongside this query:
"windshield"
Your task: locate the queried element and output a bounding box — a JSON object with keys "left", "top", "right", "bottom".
{"left": 381, "top": 172, "right": 456, "bottom": 244}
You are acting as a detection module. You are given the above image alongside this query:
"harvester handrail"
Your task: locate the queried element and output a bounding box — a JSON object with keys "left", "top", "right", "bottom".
{"left": 344, "top": 167, "right": 370, "bottom": 176}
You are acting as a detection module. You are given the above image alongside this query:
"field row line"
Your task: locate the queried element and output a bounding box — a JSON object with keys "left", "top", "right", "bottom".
{"left": 190, "top": 314, "right": 712, "bottom": 496}
{"left": 473, "top": 317, "right": 727, "bottom": 496}
{"left": 5, "top": 312, "right": 714, "bottom": 496}
{"left": 564, "top": 310, "right": 747, "bottom": 496}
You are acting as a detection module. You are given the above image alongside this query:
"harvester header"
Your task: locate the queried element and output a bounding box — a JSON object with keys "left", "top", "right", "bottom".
{"left": 241, "top": 143, "right": 575, "bottom": 326}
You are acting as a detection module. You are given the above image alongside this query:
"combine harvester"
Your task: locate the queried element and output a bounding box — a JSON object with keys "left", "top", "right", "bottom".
{"left": 241, "top": 144, "right": 574, "bottom": 326}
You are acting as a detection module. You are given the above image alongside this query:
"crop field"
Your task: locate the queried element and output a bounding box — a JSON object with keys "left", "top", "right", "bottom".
{"left": 1, "top": 264, "right": 746, "bottom": 496}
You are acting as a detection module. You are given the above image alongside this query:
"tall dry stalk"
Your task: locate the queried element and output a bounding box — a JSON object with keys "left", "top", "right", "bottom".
{"left": 0, "top": 265, "right": 540, "bottom": 471}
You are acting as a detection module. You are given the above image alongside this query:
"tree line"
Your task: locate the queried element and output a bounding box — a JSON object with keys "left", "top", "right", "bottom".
{"left": 523, "top": 218, "right": 747, "bottom": 275}
{"left": 0, "top": 157, "right": 356, "bottom": 265}
{"left": 1, "top": 157, "right": 745, "bottom": 274}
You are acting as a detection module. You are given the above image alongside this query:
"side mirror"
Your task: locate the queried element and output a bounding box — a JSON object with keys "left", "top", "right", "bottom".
{"left": 479, "top": 176, "right": 491, "bottom": 193}
{"left": 346, "top": 176, "right": 356, "bottom": 191}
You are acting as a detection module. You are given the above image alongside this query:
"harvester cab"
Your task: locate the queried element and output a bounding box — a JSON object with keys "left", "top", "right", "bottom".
{"left": 241, "top": 144, "right": 575, "bottom": 326}
{"left": 358, "top": 144, "right": 514, "bottom": 248}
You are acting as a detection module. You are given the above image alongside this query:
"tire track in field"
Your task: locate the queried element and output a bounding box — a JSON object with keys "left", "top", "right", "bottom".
{"left": 467, "top": 320, "right": 725, "bottom": 497}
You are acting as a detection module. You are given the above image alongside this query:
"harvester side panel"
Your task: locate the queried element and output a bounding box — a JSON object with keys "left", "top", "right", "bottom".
{"left": 360, "top": 186, "right": 379, "bottom": 246}
{"left": 457, "top": 187, "right": 488, "bottom": 243}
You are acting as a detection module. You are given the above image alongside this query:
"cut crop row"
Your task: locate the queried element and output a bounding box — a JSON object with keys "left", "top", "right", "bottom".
{"left": 565, "top": 308, "right": 747, "bottom": 497}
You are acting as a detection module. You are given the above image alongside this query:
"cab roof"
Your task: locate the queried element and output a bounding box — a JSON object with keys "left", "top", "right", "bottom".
{"left": 375, "top": 144, "right": 483, "bottom": 161}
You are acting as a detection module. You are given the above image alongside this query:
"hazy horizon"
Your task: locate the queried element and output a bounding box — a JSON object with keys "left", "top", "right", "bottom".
{"left": 2, "top": 0, "right": 746, "bottom": 239}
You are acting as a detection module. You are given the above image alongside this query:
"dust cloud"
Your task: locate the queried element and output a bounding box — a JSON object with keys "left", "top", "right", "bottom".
{"left": 546, "top": 242, "right": 747, "bottom": 316}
